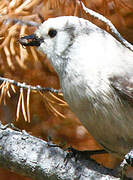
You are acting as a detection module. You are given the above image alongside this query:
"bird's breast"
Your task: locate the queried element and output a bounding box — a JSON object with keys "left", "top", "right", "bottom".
{"left": 61, "top": 75, "right": 133, "bottom": 158}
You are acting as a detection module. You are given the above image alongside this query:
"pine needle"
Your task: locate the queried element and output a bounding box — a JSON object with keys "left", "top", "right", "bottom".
{"left": 10, "top": 37, "right": 16, "bottom": 55}
{"left": 16, "top": 89, "right": 22, "bottom": 121}
{"left": 4, "top": 46, "right": 15, "bottom": 70}
{"left": 11, "top": 84, "right": 16, "bottom": 93}
{"left": 21, "top": 87, "right": 28, "bottom": 122}
{"left": 49, "top": 92, "right": 67, "bottom": 105}
{"left": 0, "top": 82, "right": 6, "bottom": 104}
{"left": 47, "top": 101, "right": 66, "bottom": 119}
{"left": 26, "top": 88, "right": 31, "bottom": 123}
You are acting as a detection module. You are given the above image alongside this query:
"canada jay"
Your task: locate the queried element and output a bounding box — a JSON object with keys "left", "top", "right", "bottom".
{"left": 19, "top": 16, "right": 133, "bottom": 159}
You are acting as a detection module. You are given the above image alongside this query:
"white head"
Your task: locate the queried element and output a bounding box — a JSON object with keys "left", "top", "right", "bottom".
{"left": 34, "top": 16, "right": 104, "bottom": 74}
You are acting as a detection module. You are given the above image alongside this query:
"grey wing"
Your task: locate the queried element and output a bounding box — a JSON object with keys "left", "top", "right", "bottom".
{"left": 109, "top": 76, "right": 133, "bottom": 105}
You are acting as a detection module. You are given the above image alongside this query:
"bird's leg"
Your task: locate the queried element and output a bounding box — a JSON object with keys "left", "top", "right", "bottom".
{"left": 64, "top": 146, "right": 108, "bottom": 162}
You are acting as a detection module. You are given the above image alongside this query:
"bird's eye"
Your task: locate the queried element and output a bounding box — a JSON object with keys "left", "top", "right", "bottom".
{"left": 48, "top": 29, "right": 57, "bottom": 38}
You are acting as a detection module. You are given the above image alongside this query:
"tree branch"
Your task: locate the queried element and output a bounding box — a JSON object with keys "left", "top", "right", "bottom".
{"left": 0, "top": 76, "right": 60, "bottom": 93}
{"left": 79, "top": 1, "right": 133, "bottom": 52}
{"left": 0, "top": 122, "right": 119, "bottom": 180}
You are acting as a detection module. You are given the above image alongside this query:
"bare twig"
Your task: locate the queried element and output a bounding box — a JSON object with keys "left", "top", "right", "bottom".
{"left": 0, "top": 76, "right": 60, "bottom": 93}
{"left": 79, "top": 0, "right": 133, "bottom": 52}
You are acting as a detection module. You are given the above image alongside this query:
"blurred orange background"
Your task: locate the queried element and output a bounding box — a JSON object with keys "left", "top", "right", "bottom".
{"left": 0, "top": 0, "right": 133, "bottom": 179}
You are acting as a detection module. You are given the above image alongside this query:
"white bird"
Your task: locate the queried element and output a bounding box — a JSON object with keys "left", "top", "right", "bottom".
{"left": 19, "top": 16, "right": 133, "bottom": 159}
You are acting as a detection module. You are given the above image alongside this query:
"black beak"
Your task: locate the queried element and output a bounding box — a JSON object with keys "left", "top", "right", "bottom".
{"left": 19, "top": 34, "right": 43, "bottom": 47}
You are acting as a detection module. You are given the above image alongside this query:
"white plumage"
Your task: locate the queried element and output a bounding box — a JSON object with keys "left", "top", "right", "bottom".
{"left": 25, "top": 16, "right": 133, "bottom": 158}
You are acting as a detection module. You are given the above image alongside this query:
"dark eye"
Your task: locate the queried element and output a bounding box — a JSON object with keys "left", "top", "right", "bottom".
{"left": 48, "top": 29, "right": 57, "bottom": 38}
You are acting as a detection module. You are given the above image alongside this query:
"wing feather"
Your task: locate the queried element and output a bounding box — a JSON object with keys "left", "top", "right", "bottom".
{"left": 109, "top": 76, "right": 133, "bottom": 104}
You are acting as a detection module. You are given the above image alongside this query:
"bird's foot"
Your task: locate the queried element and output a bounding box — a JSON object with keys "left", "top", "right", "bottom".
{"left": 125, "top": 150, "right": 133, "bottom": 167}
{"left": 120, "top": 150, "right": 133, "bottom": 180}
{"left": 64, "top": 146, "right": 108, "bottom": 162}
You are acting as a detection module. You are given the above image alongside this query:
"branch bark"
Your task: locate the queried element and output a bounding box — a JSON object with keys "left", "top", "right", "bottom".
{"left": 0, "top": 122, "right": 119, "bottom": 180}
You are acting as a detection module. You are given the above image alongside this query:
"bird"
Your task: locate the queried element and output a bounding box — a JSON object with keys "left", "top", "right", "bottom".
{"left": 19, "top": 16, "right": 133, "bottom": 159}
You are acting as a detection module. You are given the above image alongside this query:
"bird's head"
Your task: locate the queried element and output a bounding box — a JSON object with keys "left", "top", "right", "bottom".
{"left": 19, "top": 16, "right": 101, "bottom": 74}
